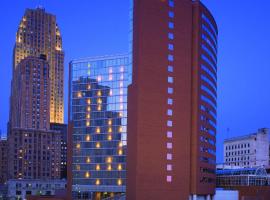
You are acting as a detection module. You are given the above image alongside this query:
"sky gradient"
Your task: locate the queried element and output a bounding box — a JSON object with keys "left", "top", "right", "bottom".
{"left": 0, "top": 0, "right": 270, "bottom": 162}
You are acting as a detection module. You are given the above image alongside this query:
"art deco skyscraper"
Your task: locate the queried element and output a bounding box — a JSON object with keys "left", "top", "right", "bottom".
{"left": 13, "top": 7, "right": 64, "bottom": 124}
{"left": 127, "top": 0, "right": 218, "bottom": 199}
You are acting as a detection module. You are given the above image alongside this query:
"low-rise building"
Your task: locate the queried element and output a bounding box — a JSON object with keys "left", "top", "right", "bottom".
{"left": 0, "top": 138, "right": 8, "bottom": 184}
{"left": 7, "top": 179, "right": 66, "bottom": 200}
{"left": 224, "top": 128, "right": 269, "bottom": 167}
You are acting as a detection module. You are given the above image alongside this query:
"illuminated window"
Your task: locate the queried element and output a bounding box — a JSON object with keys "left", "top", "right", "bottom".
{"left": 117, "top": 179, "right": 122, "bottom": 186}
{"left": 168, "top": 55, "right": 174, "bottom": 61}
{"left": 87, "top": 85, "right": 91, "bottom": 90}
{"left": 117, "top": 164, "right": 122, "bottom": 171}
{"left": 76, "top": 143, "right": 81, "bottom": 149}
{"left": 109, "top": 74, "right": 113, "bottom": 80}
{"left": 167, "top": 131, "right": 173, "bottom": 138}
{"left": 97, "top": 90, "right": 102, "bottom": 96}
{"left": 168, "top": 65, "right": 174, "bottom": 72}
{"left": 86, "top": 135, "right": 91, "bottom": 141}
{"left": 97, "top": 98, "right": 102, "bottom": 104}
{"left": 120, "top": 81, "right": 124, "bottom": 87}
{"left": 86, "top": 121, "right": 90, "bottom": 127}
{"left": 167, "top": 164, "right": 172, "bottom": 171}
{"left": 168, "top": 22, "right": 174, "bottom": 29}
{"left": 97, "top": 105, "right": 102, "bottom": 111}
{"left": 118, "top": 149, "right": 123, "bottom": 155}
{"left": 167, "top": 153, "right": 172, "bottom": 160}
{"left": 168, "top": 98, "right": 173, "bottom": 105}
{"left": 108, "top": 127, "right": 112, "bottom": 133}
{"left": 96, "top": 142, "right": 101, "bottom": 148}
{"left": 87, "top": 99, "right": 91, "bottom": 104}
{"left": 119, "top": 112, "right": 123, "bottom": 117}
{"left": 167, "top": 142, "right": 173, "bottom": 149}
{"left": 167, "top": 176, "right": 172, "bottom": 182}
{"left": 107, "top": 164, "right": 112, "bottom": 171}
{"left": 86, "top": 157, "right": 91, "bottom": 163}
{"left": 96, "top": 127, "right": 100, "bottom": 134}
{"left": 169, "top": 0, "right": 174, "bottom": 7}
{"left": 87, "top": 106, "right": 91, "bottom": 112}
{"left": 168, "top": 77, "right": 173, "bottom": 83}
{"left": 109, "top": 90, "right": 113, "bottom": 96}
{"left": 96, "top": 179, "right": 100, "bottom": 185}
{"left": 107, "top": 135, "right": 112, "bottom": 141}
{"left": 76, "top": 165, "right": 80, "bottom": 170}
{"left": 168, "top": 33, "right": 174, "bottom": 40}
{"left": 106, "top": 157, "right": 113, "bottom": 163}
{"left": 168, "top": 44, "right": 174, "bottom": 51}
{"left": 97, "top": 76, "right": 102, "bottom": 82}
{"left": 108, "top": 119, "right": 112, "bottom": 125}
{"left": 120, "top": 66, "right": 124, "bottom": 72}
{"left": 168, "top": 87, "right": 173, "bottom": 94}
{"left": 85, "top": 171, "right": 90, "bottom": 178}
{"left": 86, "top": 114, "right": 90, "bottom": 119}
{"left": 167, "top": 120, "right": 173, "bottom": 127}
{"left": 77, "top": 92, "right": 82, "bottom": 98}
{"left": 169, "top": 11, "right": 174, "bottom": 18}
{"left": 119, "top": 126, "right": 123, "bottom": 132}
{"left": 119, "top": 142, "right": 123, "bottom": 147}
{"left": 167, "top": 109, "right": 173, "bottom": 116}
{"left": 96, "top": 165, "right": 100, "bottom": 171}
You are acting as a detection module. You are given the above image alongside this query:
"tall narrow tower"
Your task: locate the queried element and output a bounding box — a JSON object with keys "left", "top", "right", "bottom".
{"left": 12, "top": 7, "right": 64, "bottom": 124}
{"left": 127, "top": 0, "right": 218, "bottom": 199}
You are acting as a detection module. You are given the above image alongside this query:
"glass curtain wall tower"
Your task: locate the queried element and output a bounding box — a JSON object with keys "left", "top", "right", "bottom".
{"left": 68, "top": 55, "right": 130, "bottom": 199}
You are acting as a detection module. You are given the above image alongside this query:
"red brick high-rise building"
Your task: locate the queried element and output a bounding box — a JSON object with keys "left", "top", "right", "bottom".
{"left": 127, "top": 0, "right": 218, "bottom": 199}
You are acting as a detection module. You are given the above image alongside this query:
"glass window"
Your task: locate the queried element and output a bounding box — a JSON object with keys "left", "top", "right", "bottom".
{"left": 167, "top": 164, "right": 172, "bottom": 171}
{"left": 168, "top": 66, "right": 173, "bottom": 72}
{"left": 168, "top": 22, "right": 174, "bottom": 29}
{"left": 167, "top": 175, "right": 172, "bottom": 182}
{"left": 168, "top": 55, "right": 174, "bottom": 61}
{"left": 168, "top": 33, "right": 174, "bottom": 40}
{"left": 168, "top": 44, "right": 174, "bottom": 51}
{"left": 167, "top": 98, "right": 173, "bottom": 105}
{"left": 167, "top": 142, "right": 173, "bottom": 149}
{"left": 167, "top": 109, "right": 173, "bottom": 116}
{"left": 168, "top": 76, "right": 173, "bottom": 83}
{"left": 169, "top": 11, "right": 174, "bottom": 18}
{"left": 167, "top": 131, "right": 173, "bottom": 138}
{"left": 168, "top": 0, "right": 174, "bottom": 7}
{"left": 167, "top": 153, "right": 172, "bottom": 160}
{"left": 168, "top": 87, "right": 173, "bottom": 94}
{"left": 167, "top": 120, "right": 173, "bottom": 127}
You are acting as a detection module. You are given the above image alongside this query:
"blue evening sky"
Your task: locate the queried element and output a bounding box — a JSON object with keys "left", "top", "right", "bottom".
{"left": 0, "top": 0, "right": 269, "bottom": 163}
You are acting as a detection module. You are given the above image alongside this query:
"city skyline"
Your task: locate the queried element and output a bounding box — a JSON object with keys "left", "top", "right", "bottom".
{"left": 1, "top": 0, "right": 270, "bottom": 164}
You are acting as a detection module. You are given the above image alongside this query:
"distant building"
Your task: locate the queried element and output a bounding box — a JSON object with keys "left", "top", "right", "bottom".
{"left": 68, "top": 55, "right": 129, "bottom": 199}
{"left": 50, "top": 123, "right": 67, "bottom": 179}
{"left": 0, "top": 139, "right": 8, "bottom": 184}
{"left": 12, "top": 7, "right": 64, "bottom": 124}
{"left": 224, "top": 128, "right": 269, "bottom": 168}
{"left": 8, "top": 128, "right": 61, "bottom": 180}
{"left": 7, "top": 179, "right": 66, "bottom": 200}
{"left": 10, "top": 55, "right": 50, "bottom": 130}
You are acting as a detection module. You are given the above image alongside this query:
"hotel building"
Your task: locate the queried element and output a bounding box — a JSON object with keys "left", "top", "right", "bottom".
{"left": 68, "top": 55, "right": 130, "bottom": 199}
{"left": 127, "top": 0, "right": 218, "bottom": 200}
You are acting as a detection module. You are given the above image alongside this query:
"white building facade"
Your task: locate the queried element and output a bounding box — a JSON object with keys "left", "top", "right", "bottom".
{"left": 224, "top": 128, "right": 269, "bottom": 168}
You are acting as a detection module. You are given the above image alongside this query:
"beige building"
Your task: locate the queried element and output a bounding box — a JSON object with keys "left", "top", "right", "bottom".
{"left": 13, "top": 7, "right": 64, "bottom": 123}
{"left": 224, "top": 128, "right": 269, "bottom": 168}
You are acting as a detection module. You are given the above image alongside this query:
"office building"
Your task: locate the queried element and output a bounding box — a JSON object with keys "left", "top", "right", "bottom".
{"left": 8, "top": 128, "right": 61, "bottom": 180}
{"left": 10, "top": 55, "right": 50, "bottom": 130}
{"left": 68, "top": 55, "right": 129, "bottom": 199}
{"left": 0, "top": 139, "right": 8, "bottom": 184}
{"left": 50, "top": 123, "right": 68, "bottom": 179}
{"left": 13, "top": 7, "right": 64, "bottom": 124}
{"left": 224, "top": 128, "right": 269, "bottom": 168}
{"left": 127, "top": 0, "right": 218, "bottom": 200}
